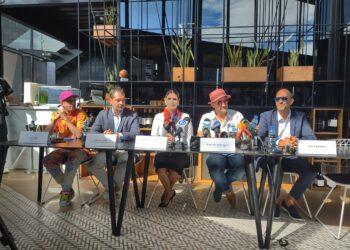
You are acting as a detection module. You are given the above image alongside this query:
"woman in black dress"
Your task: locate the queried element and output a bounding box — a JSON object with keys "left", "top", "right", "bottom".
{"left": 151, "top": 90, "right": 193, "bottom": 207}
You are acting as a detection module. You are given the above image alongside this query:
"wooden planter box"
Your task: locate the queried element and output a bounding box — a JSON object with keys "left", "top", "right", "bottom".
{"left": 277, "top": 66, "right": 314, "bottom": 82}
{"left": 222, "top": 67, "right": 267, "bottom": 82}
{"left": 172, "top": 67, "right": 195, "bottom": 82}
{"left": 93, "top": 25, "right": 116, "bottom": 38}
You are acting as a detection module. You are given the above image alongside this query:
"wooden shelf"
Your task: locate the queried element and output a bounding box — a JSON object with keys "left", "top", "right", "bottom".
{"left": 315, "top": 132, "right": 340, "bottom": 135}
{"left": 140, "top": 128, "right": 152, "bottom": 132}
{"left": 311, "top": 108, "right": 343, "bottom": 173}
{"left": 313, "top": 159, "right": 340, "bottom": 163}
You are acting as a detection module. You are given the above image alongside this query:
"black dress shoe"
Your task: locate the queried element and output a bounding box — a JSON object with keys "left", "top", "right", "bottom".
{"left": 274, "top": 205, "right": 280, "bottom": 219}
{"left": 281, "top": 200, "right": 304, "bottom": 222}
{"left": 158, "top": 190, "right": 176, "bottom": 208}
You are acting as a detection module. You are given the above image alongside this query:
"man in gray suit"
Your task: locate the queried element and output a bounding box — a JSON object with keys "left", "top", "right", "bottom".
{"left": 258, "top": 88, "right": 318, "bottom": 221}
{"left": 87, "top": 86, "right": 140, "bottom": 199}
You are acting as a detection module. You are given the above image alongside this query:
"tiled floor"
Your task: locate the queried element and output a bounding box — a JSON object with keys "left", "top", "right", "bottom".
{"left": 0, "top": 170, "right": 350, "bottom": 249}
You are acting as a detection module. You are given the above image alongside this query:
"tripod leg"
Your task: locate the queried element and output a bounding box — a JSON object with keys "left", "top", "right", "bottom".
{"left": 0, "top": 216, "right": 17, "bottom": 250}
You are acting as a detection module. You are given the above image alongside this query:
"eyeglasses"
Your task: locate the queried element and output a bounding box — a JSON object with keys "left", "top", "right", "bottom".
{"left": 274, "top": 96, "right": 289, "bottom": 102}
{"left": 216, "top": 98, "right": 229, "bottom": 105}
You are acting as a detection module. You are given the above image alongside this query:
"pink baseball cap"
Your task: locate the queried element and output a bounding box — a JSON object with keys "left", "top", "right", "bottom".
{"left": 208, "top": 88, "right": 231, "bottom": 104}
{"left": 59, "top": 90, "right": 79, "bottom": 102}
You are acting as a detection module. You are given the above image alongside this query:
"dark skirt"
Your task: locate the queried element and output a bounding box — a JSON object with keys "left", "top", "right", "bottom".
{"left": 154, "top": 152, "right": 190, "bottom": 175}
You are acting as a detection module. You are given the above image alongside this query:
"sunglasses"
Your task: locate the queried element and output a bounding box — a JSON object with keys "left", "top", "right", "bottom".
{"left": 274, "top": 96, "right": 289, "bottom": 102}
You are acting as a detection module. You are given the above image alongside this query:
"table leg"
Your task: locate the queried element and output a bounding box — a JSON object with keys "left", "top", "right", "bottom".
{"left": 258, "top": 159, "right": 268, "bottom": 207}
{"left": 37, "top": 147, "right": 44, "bottom": 202}
{"left": 131, "top": 161, "right": 141, "bottom": 207}
{"left": 245, "top": 157, "right": 264, "bottom": 249}
{"left": 141, "top": 152, "right": 150, "bottom": 208}
{"left": 116, "top": 150, "right": 134, "bottom": 236}
{"left": 264, "top": 158, "right": 281, "bottom": 249}
{"left": 105, "top": 150, "right": 117, "bottom": 235}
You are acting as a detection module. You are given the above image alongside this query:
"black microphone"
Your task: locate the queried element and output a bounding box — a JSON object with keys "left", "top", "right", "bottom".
{"left": 202, "top": 118, "right": 211, "bottom": 138}
{"left": 211, "top": 120, "right": 221, "bottom": 138}
{"left": 175, "top": 117, "right": 190, "bottom": 138}
{"left": 220, "top": 131, "right": 228, "bottom": 138}
{"left": 164, "top": 113, "right": 178, "bottom": 134}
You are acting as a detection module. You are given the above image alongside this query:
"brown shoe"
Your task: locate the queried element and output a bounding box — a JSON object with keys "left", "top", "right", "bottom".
{"left": 226, "top": 191, "right": 236, "bottom": 208}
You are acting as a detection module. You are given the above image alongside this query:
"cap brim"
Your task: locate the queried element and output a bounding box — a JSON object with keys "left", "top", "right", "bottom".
{"left": 61, "top": 95, "right": 79, "bottom": 102}
{"left": 208, "top": 95, "right": 231, "bottom": 104}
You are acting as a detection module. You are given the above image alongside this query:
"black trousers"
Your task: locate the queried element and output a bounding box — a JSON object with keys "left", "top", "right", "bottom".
{"left": 265, "top": 157, "right": 319, "bottom": 200}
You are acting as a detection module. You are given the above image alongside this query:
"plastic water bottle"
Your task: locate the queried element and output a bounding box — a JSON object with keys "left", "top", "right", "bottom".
{"left": 250, "top": 115, "right": 259, "bottom": 150}
{"left": 268, "top": 125, "right": 277, "bottom": 153}
{"left": 29, "top": 120, "right": 37, "bottom": 131}
{"left": 227, "top": 123, "right": 237, "bottom": 139}
{"left": 82, "top": 121, "right": 89, "bottom": 144}
{"left": 251, "top": 115, "right": 259, "bottom": 130}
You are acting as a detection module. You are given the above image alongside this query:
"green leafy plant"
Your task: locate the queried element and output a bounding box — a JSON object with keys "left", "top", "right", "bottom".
{"left": 225, "top": 41, "right": 243, "bottom": 67}
{"left": 288, "top": 39, "right": 304, "bottom": 66}
{"left": 104, "top": 5, "right": 117, "bottom": 25}
{"left": 171, "top": 37, "right": 194, "bottom": 67}
{"left": 246, "top": 42, "right": 270, "bottom": 67}
{"left": 106, "top": 64, "right": 117, "bottom": 81}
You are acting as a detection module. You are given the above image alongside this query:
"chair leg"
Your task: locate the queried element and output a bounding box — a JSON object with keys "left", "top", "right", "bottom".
{"left": 41, "top": 176, "right": 54, "bottom": 204}
{"left": 314, "top": 186, "right": 350, "bottom": 240}
{"left": 203, "top": 181, "right": 214, "bottom": 211}
{"left": 75, "top": 171, "right": 85, "bottom": 207}
{"left": 183, "top": 170, "right": 198, "bottom": 209}
{"left": 86, "top": 176, "right": 102, "bottom": 206}
{"left": 337, "top": 187, "right": 348, "bottom": 239}
{"left": 262, "top": 189, "right": 270, "bottom": 216}
{"left": 146, "top": 179, "right": 159, "bottom": 208}
{"left": 241, "top": 180, "right": 251, "bottom": 215}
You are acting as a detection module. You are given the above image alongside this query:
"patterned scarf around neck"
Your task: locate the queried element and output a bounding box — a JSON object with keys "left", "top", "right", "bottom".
{"left": 163, "top": 108, "right": 181, "bottom": 133}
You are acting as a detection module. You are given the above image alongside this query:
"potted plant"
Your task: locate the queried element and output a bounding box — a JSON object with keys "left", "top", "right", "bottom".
{"left": 93, "top": 5, "right": 116, "bottom": 44}
{"left": 277, "top": 39, "right": 313, "bottom": 81}
{"left": 106, "top": 64, "right": 117, "bottom": 82}
{"left": 223, "top": 42, "right": 269, "bottom": 82}
{"left": 171, "top": 37, "right": 195, "bottom": 82}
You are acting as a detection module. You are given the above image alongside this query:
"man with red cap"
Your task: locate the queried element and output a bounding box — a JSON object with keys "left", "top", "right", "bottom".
{"left": 197, "top": 88, "right": 246, "bottom": 208}
{"left": 44, "top": 90, "right": 90, "bottom": 207}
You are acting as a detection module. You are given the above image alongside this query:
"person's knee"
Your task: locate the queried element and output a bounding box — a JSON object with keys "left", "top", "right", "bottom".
{"left": 207, "top": 156, "right": 224, "bottom": 172}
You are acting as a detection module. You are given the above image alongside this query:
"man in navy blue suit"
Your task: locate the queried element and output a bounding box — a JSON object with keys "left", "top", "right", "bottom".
{"left": 258, "top": 88, "right": 319, "bottom": 221}
{"left": 87, "top": 86, "right": 140, "bottom": 200}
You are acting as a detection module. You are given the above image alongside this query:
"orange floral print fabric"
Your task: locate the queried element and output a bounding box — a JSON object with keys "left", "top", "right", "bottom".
{"left": 51, "top": 109, "right": 87, "bottom": 138}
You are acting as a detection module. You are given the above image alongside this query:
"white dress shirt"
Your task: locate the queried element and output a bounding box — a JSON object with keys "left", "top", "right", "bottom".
{"left": 197, "top": 109, "right": 244, "bottom": 137}
{"left": 151, "top": 112, "right": 193, "bottom": 143}
{"left": 277, "top": 111, "right": 291, "bottom": 141}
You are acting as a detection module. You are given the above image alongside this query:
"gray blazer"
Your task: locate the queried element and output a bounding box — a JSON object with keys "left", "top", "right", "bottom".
{"left": 258, "top": 109, "right": 316, "bottom": 142}
{"left": 90, "top": 108, "right": 140, "bottom": 141}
